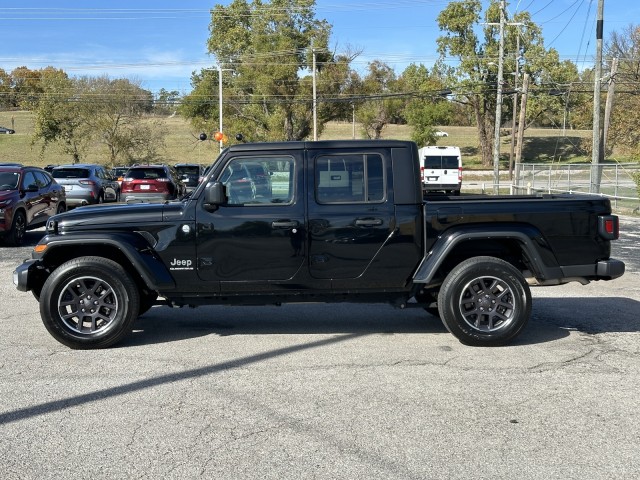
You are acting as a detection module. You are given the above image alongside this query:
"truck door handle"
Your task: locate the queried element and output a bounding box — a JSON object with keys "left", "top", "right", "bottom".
{"left": 271, "top": 220, "right": 299, "bottom": 229}
{"left": 355, "top": 218, "right": 383, "bottom": 227}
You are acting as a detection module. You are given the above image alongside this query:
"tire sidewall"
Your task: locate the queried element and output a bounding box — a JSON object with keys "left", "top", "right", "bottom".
{"left": 438, "top": 257, "right": 531, "bottom": 346}
{"left": 6, "top": 209, "right": 26, "bottom": 246}
{"left": 39, "top": 257, "right": 140, "bottom": 349}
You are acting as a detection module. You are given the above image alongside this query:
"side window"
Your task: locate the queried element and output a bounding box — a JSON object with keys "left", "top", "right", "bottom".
{"left": 315, "top": 154, "right": 385, "bottom": 204}
{"left": 34, "top": 171, "right": 51, "bottom": 188}
{"left": 218, "top": 156, "right": 294, "bottom": 206}
{"left": 22, "top": 171, "right": 37, "bottom": 189}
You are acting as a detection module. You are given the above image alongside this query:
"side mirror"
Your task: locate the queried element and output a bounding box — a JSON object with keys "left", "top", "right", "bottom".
{"left": 25, "top": 184, "right": 39, "bottom": 193}
{"left": 204, "top": 181, "right": 226, "bottom": 211}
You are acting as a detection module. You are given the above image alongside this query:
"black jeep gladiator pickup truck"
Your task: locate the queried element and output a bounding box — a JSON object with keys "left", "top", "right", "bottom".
{"left": 13, "top": 140, "right": 624, "bottom": 349}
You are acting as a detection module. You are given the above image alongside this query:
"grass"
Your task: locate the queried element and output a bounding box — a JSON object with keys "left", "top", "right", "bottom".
{"left": 0, "top": 110, "right": 634, "bottom": 170}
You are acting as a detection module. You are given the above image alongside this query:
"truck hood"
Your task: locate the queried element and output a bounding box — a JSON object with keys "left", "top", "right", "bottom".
{"left": 52, "top": 202, "right": 185, "bottom": 231}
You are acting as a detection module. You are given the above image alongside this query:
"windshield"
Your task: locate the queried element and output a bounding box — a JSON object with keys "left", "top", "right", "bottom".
{"left": 176, "top": 166, "right": 200, "bottom": 176}
{"left": 0, "top": 172, "right": 20, "bottom": 190}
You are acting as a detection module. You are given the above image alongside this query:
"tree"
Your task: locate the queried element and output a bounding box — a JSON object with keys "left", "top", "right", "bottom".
{"left": 436, "top": 0, "right": 575, "bottom": 165}
{"left": 604, "top": 24, "right": 640, "bottom": 156}
{"left": 33, "top": 74, "right": 164, "bottom": 165}
{"left": 399, "top": 63, "right": 454, "bottom": 146}
{"left": 181, "top": 0, "right": 354, "bottom": 142}
{"left": 0, "top": 68, "right": 11, "bottom": 109}
{"left": 32, "top": 70, "right": 92, "bottom": 163}
{"left": 154, "top": 88, "right": 181, "bottom": 116}
{"left": 357, "top": 60, "right": 403, "bottom": 139}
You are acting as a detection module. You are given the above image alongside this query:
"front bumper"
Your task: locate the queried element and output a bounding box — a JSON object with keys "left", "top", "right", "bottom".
{"left": 13, "top": 259, "right": 40, "bottom": 292}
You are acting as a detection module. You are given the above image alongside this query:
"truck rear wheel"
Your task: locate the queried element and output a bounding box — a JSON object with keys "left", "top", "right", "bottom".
{"left": 438, "top": 256, "right": 531, "bottom": 346}
{"left": 39, "top": 256, "right": 140, "bottom": 349}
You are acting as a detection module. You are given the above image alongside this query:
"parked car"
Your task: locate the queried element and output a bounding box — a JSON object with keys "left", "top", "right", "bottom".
{"left": 120, "top": 164, "right": 186, "bottom": 203}
{"left": 243, "top": 161, "right": 273, "bottom": 199}
{"left": 174, "top": 163, "right": 204, "bottom": 192}
{"left": 0, "top": 164, "right": 66, "bottom": 246}
{"left": 51, "top": 164, "right": 120, "bottom": 208}
{"left": 0, "top": 126, "right": 15, "bottom": 134}
{"left": 435, "top": 131, "right": 449, "bottom": 137}
{"left": 110, "top": 166, "right": 130, "bottom": 187}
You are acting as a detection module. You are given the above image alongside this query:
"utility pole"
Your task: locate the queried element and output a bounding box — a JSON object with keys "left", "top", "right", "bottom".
{"left": 218, "top": 64, "right": 224, "bottom": 152}
{"left": 515, "top": 73, "right": 529, "bottom": 168}
{"left": 602, "top": 57, "right": 618, "bottom": 159}
{"left": 509, "top": 31, "right": 520, "bottom": 180}
{"left": 591, "top": 0, "right": 605, "bottom": 193}
{"left": 312, "top": 45, "right": 318, "bottom": 141}
{"left": 492, "top": 0, "right": 506, "bottom": 194}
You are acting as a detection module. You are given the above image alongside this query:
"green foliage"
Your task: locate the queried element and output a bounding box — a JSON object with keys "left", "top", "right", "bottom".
{"left": 435, "top": 0, "right": 579, "bottom": 166}
{"left": 399, "top": 63, "right": 454, "bottom": 146}
{"left": 604, "top": 25, "right": 640, "bottom": 157}
{"left": 32, "top": 75, "right": 163, "bottom": 165}
{"left": 357, "top": 61, "right": 403, "bottom": 139}
{"left": 181, "top": 0, "right": 354, "bottom": 142}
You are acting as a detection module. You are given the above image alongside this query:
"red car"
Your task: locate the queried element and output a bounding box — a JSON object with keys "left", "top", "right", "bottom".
{"left": 120, "top": 164, "right": 186, "bottom": 203}
{"left": 0, "top": 164, "right": 66, "bottom": 246}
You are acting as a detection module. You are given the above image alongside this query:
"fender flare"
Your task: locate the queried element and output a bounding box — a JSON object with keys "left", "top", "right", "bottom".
{"left": 38, "top": 232, "right": 175, "bottom": 290}
{"left": 412, "top": 224, "right": 562, "bottom": 284}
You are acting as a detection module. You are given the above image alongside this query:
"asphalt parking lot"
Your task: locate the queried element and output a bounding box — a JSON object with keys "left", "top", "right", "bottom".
{"left": 1, "top": 217, "right": 639, "bottom": 479}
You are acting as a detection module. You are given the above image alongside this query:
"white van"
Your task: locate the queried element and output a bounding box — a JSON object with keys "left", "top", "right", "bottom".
{"left": 418, "top": 145, "right": 462, "bottom": 195}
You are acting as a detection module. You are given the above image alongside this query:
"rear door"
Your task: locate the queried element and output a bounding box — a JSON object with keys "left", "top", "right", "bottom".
{"left": 307, "top": 147, "right": 396, "bottom": 284}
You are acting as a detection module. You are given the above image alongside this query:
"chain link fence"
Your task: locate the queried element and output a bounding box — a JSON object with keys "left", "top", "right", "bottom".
{"left": 511, "top": 163, "right": 640, "bottom": 213}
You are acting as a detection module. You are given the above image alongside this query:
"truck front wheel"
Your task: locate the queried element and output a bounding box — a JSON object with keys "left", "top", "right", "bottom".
{"left": 438, "top": 256, "right": 531, "bottom": 346}
{"left": 39, "top": 256, "right": 140, "bottom": 349}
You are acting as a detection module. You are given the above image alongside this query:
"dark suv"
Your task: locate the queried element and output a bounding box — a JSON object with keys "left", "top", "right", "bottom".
{"left": 121, "top": 164, "right": 186, "bottom": 203}
{"left": 174, "top": 163, "right": 204, "bottom": 192}
{"left": 0, "top": 164, "right": 66, "bottom": 246}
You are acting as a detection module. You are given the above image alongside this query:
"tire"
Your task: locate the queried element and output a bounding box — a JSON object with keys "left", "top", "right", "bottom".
{"left": 5, "top": 210, "right": 26, "bottom": 246}
{"left": 39, "top": 256, "right": 140, "bottom": 349}
{"left": 56, "top": 203, "right": 66, "bottom": 215}
{"left": 97, "top": 192, "right": 104, "bottom": 204}
{"left": 437, "top": 256, "right": 531, "bottom": 346}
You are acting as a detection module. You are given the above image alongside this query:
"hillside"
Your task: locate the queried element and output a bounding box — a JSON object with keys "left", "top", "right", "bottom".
{"left": 0, "top": 110, "right": 606, "bottom": 170}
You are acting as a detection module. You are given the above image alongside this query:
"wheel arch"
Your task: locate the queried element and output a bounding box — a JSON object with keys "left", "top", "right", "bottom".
{"left": 413, "top": 225, "right": 562, "bottom": 285}
{"left": 35, "top": 234, "right": 175, "bottom": 295}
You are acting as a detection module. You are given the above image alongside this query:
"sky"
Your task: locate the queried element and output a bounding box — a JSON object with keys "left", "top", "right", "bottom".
{"left": 0, "top": 1, "right": 634, "bottom": 95}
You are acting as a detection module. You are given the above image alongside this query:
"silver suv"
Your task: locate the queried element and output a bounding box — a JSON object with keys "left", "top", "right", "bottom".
{"left": 51, "top": 164, "right": 120, "bottom": 207}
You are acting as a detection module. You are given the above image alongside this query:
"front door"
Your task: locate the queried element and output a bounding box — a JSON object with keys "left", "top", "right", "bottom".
{"left": 196, "top": 152, "right": 306, "bottom": 291}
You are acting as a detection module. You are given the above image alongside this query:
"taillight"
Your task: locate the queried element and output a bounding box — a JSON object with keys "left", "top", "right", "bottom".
{"left": 598, "top": 215, "right": 619, "bottom": 240}
{"left": 420, "top": 166, "right": 425, "bottom": 181}
{"left": 458, "top": 167, "right": 463, "bottom": 182}
{"left": 79, "top": 180, "right": 96, "bottom": 186}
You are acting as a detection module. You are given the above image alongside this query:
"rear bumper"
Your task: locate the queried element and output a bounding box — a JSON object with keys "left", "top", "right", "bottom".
{"left": 560, "top": 258, "right": 625, "bottom": 281}
{"left": 423, "top": 183, "right": 461, "bottom": 191}
{"left": 596, "top": 258, "right": 626, "bottom": 279}
{"left": 124, "top": 192, "right": 172, "bottom": 203}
